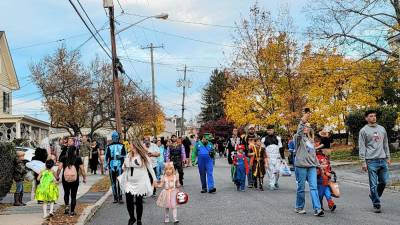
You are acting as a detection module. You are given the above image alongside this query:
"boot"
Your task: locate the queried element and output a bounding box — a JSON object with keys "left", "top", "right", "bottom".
{"left": 13, "top": 193, "right": 22, "bottom": 206}
{"left": 20, "top": 192, "right": 26, "bottom": 206}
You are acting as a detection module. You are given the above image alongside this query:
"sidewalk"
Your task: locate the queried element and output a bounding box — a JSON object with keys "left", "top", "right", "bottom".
{"left": 333, "top": 162, "right": 400, "bottom": 191}
{"left": 0, "top": 174, "right": 105, "bottom": 225}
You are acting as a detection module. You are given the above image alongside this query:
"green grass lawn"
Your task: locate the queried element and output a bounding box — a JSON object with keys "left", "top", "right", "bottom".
{"left": 328, "top": 144, "right": 400, "bottom": 162}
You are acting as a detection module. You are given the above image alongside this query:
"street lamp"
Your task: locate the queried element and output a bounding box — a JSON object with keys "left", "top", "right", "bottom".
{"left": 116, "top": 13, "right": 168, "bottom": 35}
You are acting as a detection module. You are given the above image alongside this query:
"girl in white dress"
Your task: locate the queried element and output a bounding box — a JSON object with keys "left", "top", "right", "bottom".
{"left": 118, "top": 138, "right": 156, "bottom": 225}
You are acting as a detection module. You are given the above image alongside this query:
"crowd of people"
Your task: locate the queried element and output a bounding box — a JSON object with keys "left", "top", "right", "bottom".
{"left": 10, "top": 109, "right": 391, "bottom": 224}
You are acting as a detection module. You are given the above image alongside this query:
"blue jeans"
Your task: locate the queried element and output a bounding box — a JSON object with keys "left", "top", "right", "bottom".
{"left": 295, "top": 167, "right": 321, "bottom": 211}
{"left": 367, "top": 159, "right": 389, "bottom": 207}
{"left": 318, "top": 185, "right": 332, "bottom": 202}
{"left": 156, "top": 161, "right": 164, "bottom": 181}
{"left": 15, "top": 181, "right": 24, "bottom": 194}
{"left": 198, "top": 154, "right": 215, "bottom": 190}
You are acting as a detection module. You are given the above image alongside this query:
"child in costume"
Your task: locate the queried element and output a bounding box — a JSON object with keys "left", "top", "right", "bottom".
{"left": 156, "top": 162, "right": 181, "bottom": 224}
{"left": 265, "top": 143, "right": 282, "bottom": 190}
{"left": 233, "top": 145, "right": 249, "bottom": 191}
{"left": 36, "top": 159, "right": 59, "bottom": 219}
{"left": 316, "top": 148, "right": 337, "bottom": 212}
{"left": 247, "top": 138, "right": 256, "bottom": 188}
{"left": 252, "top": 137, "right": 268, "bottom": 191}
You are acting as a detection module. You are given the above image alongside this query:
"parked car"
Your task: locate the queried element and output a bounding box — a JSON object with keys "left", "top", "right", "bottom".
{"left": 15, "top": 146, "right": 35, "bottom": 161}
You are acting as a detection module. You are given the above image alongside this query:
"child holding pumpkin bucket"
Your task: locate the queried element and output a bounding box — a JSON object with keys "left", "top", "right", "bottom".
{"left": 156, "top": 162, "right": 182, "bottom": 224}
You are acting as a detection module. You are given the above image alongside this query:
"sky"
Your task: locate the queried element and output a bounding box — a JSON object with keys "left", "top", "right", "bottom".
{"left": 0, "top": 0, "right": 309, "bottom": 123}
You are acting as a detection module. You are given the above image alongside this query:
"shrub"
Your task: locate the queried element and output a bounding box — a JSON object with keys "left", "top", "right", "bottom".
{"left": 0, "top": 142, "right": 16, "bottom": 200}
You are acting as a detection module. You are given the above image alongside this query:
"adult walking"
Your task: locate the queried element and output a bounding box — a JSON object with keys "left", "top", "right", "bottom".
{"left": 106, "top": 131, "right": 126, "bottom": 203}
{"left": 294, "top": 111, "right": 324, "bottom": 217}
{"left": 193, "top": 134, "right": 216, "bottom": 193}
{"left": 359, "top": 110, "right": 391, "bottom": 213}
{"left": 80, "top": 136, "right": 91, "bottom": 173}
{"left": 226, "top": 128, "right": 243, "bottom": 182}
{"left": 166, "top": 135, "right": 186, "bottom": 186}
{"left": 56, "top": 146, "right": 86, "bottom": 216}
{"left": 89, "top": 140, "right": 99, "bottom": 174}
{"left": 118, "top": 138, "right": 156, "bottom": 225}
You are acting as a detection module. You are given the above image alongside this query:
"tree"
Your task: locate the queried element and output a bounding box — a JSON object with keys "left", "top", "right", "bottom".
{"left": 87, "top": 58, "right": 114, "bottom": 138}
{"left": 299, "top": 48, "right": 382, "bottom": 132}
{"left": 226, "top": 3, "right": 306, "bottom": 131}
{"left": 31, "top": 47, "right": 91, "bottom": 136}
{"left": 119, "top": 81, "right": 165, "bottom": 139}
{"left": 200, "top": 69, "right": 230, "bottom": 123}
{"left": 199, "top": 118, "right": 235, "bottom": 138}
{"left": 308, "top": 0, "right": 400, "bottom": 59}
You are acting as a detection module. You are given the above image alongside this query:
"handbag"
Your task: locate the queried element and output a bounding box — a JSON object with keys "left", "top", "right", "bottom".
{"left": 176, "top": 191, "right": 189, "bottom": 204}
{"left": 329, "top": 171, "right": 340, "bottom": 198}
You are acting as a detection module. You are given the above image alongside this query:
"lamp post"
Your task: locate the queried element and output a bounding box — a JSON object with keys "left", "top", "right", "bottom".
{"left": 103, "top": 0, "right": 167, "bottom": 134}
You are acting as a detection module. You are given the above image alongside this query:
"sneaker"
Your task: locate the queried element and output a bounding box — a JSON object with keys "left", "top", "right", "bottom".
{"left": 373, "top": 205, "right": 381, "bottom": 213}
{"left": 274, "top": 183, "right": 280, "bottom": 189}
{"left": 295, "top": 208, "right": 306, "bottom": 214}
{"left": 330, "top": 205, "right": 336, "bottom": 212}
{"left": 69, "top": 212, "right": 77, "bottom": 217}
{"left": 314, "top": 209, "right": 324, "bottom": 217}
{"left": 174, "top": 220, "right": 180, "bottom": 224}
{"left": 201, "top": 189, "right": 207, "bottom": 193}
{"left": 49, "top": 213, "right": 54, "bottom": 217}
{"left": 164, "top": 218, "right": 170, "bottom": 223}
{"left": 208, "top": 188, "right": 216, "bottom": 194}
{"left": 64, "top": 206, "right": 70, "bottom": 215}
{"left": 42, "top": 214, "right": 48, "bottom": 219}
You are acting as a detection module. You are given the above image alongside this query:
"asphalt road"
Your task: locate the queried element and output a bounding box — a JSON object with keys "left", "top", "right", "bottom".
{"left": 88, "top": 158, "right": 400, "bottom": 225}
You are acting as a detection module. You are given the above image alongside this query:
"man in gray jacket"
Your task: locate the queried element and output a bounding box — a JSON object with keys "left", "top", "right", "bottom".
{"left": 359, "top": 110, "right": 391, "bottom": 213}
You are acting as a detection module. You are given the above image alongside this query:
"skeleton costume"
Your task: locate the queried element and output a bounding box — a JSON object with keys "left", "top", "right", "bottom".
{"left": 105, "top": 131, "right": 126, "bottom": 203}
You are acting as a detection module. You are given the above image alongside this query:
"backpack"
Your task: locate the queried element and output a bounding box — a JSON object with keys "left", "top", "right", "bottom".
{"left": 64, "top": 165, "right": 78, "bottom": 182}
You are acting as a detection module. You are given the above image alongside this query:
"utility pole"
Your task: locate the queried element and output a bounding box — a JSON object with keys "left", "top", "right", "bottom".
{"left": 142, "top": 43, "right": 163, "bottom": 141}
{"left": 177, "top": 65, "right": 192, "bottom": 137}
{"left": 104, "top": 0, "right": 122, "bottom": 134}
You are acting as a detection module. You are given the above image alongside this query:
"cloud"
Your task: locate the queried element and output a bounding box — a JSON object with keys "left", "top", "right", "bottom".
{"left": 117, "top": 0, "right": 214, "bottom": 24}
{"left": 12, "top": 98, "right": 49, "bottom": 122}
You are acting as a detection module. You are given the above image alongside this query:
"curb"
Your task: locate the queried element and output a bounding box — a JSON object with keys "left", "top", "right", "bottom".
{"left": 76, "top": 188, "right": 112, "bottom": 225}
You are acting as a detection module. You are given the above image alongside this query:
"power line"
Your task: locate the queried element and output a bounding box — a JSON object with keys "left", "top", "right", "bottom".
{"left": 75, "top": 0, "right": 111, "bottom": 53}
{"left": 67, "top": 0, "right": 112, "bottom": 59}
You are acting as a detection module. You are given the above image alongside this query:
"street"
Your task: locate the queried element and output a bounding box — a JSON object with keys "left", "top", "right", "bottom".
{"left": 88, "top": 159, "right": 400, "bottom": 225}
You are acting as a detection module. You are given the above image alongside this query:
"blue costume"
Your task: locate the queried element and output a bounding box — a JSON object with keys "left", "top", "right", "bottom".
{"left": 194, "top": 140, "right": 216, "bottom": 193}
{"left": 105, "top": 131, "right": 126, "bottom": 203}
{"left": 233, "top": 153, "right": 249, "bottom": 191}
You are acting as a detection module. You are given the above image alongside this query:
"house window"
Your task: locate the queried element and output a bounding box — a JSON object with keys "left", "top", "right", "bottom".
{"left": 3, "top": 92, "right": 10, "bottom": 113}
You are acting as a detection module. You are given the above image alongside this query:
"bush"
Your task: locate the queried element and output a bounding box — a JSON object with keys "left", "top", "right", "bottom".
{"left": 0, "top": 142, "right": 16, "bottom": 200}
{"left": 345, "top": 106, "right": 398, "bottom": 154}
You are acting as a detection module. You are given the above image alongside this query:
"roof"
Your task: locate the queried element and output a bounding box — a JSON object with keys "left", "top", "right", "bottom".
{"left": 0, "top": 114, "right": 50, "bottom": 127}
{"left": 0, "top": 31, "right": 20, "bottom": 90}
